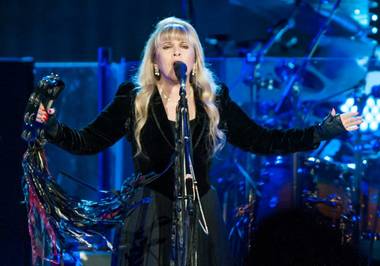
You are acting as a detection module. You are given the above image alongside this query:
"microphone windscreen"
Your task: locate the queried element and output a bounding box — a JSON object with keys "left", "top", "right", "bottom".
{"left": 173, "top": 61, "right": 187, "bottom": 81}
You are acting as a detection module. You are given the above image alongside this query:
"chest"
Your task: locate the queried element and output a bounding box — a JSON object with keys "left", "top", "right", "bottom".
{"left": 162, "top": 98, "right": 196, "bottom": 121}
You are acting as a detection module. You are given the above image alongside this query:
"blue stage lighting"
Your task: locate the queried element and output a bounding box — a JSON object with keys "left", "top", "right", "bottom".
{"left": 346, "top": 98, "right": 355, "bottom": 107}
{"left": 341, "top": 105, "right": 349, "bottom": 113}
{"left": 370, "top": 121, "right": 379, "bottom": 131}
{"left": 350, "top": 105, "right": 358, "bottom": 113}
{"left": 367, "top": 96, "right": 375, "bottom": 107}
{"left": 352, "top": 96, "right": 380, "bottom": 132}
{"left": 360, "top": 121, "right": 369, "bottom": 131}
{"left": 365, "top": 113, "right": 374, "bottom": 122}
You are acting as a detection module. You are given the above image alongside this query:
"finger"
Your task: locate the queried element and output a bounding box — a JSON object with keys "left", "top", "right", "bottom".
{"left": 36, "top": 118, "right": 44, "bottom": 123}
{"left": 36, "top": 112, "right": 46, "bottom": 118}
{"left": 36, "top": 113, "right": 48, "bottom": 122}
{"left": 351, "top": 118, "right": 363, "bottom": 125}
{"left": 331, "top": 108, "right": 336, "bottom": 116}
{"left": 38, "top": 108, "right": 48, "bottom": 115}
{"left": 340, "top": 112, "right": 359, "bottom": 119}
{"left": 346, "top": 125, "right": 359, "bottom": 131}
{"left": 343, "top": 117, "right": 363, "bottom": 125}
{"left": 343, "top": 121, "right": 362, "bottom": 130}
{"left": 39, "top": 103, "right": 46, "bottom": 112}
{"left": 346, "top": 123, "right": 362, "bottom": 129}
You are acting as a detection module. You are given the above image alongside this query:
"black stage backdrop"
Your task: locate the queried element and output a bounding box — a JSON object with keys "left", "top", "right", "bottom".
{"left": 0, "top": 0, "right": 267, "bottom": 61}
{"left": 0, "top": 58, "right": 33, "bottom": 266}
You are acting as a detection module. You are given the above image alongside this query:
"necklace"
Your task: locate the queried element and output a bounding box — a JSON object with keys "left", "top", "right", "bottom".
{"left": 158, "top": 87, "right": 194, "bottom": 102}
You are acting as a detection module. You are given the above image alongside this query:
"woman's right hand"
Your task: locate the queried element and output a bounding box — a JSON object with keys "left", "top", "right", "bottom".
{"left": 36, "top": 104, "right": 55, "bottom": 124}
{"left": 35, "top": 104, "right": 60, "bottom": 140}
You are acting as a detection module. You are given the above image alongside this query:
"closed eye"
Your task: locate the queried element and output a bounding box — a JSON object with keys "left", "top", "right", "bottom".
{"left": 180, "top": 42, "right": 189, "bottom": 49}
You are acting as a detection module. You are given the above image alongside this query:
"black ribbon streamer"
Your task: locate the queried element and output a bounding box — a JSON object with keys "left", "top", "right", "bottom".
{"left": 22, "top": 142, "right": 147, "bottom": 265}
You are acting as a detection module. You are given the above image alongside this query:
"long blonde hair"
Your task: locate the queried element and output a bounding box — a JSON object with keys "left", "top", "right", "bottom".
{"left": 133, "top": 17, "right": 225, "bottom": 156}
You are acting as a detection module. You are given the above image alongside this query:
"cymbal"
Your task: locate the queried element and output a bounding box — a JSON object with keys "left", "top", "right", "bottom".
{"left": 250, "top": 33, "right": 375, "bottom": 102}
{"left": 274, "top": 64, "right": 325, "bottom": 93}
{"left": 294, "top": 4, "right": 366, "bottom": 38}
{"left": 232, "top": 1, "right": 367, "bottom": 38}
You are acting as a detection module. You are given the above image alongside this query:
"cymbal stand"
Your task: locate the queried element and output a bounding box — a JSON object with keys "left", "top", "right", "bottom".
{"left": 275, "top": 0, "right": 342, "bottom": 113}
{"left": 241, "top": 9, "right": 299, "bottom": 251}
{"left": 273, "top": 0, "right": 342, "bottom": 209}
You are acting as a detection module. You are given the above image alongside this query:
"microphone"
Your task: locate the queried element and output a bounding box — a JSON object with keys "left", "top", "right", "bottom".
{"left": 173, "top": 61, "right": 187, "bottom": 86}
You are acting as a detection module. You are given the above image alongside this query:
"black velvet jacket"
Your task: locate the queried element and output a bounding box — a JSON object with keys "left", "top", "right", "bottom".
{"left": 49, "top": 82, "right": 321, "bottom": 198}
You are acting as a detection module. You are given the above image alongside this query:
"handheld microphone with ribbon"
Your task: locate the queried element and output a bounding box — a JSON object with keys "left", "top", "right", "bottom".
{"left": 21, "top": 73, "right": 65, "bottom": 142}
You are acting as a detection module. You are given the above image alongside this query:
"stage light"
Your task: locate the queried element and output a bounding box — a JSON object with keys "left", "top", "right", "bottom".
{"left": 350, "top": 105, "right": 358, "bottom": 113}
{"left": 339, "top": 94, "right": 380, "bottom": 132}
{"left": 323, "top": 156, "right": 332, "bottom": 161}
{"left": 357, "top": 57, "right": 370, "bottom": 67}
{"left": 341, "top": 105, "right": 349, "bottom": 113}
{"left": 340, "top": 98, "right": 355, "bottom": 113}
{"left": 367, "top": 96, "right": 376, "bottom": 107}
{"left": 370, "top": 1, "right": 379, "bottom": 9}
{"left": 369, "top": 1, "right": 380, "bottom": 41}
{"left": 370, "top": 121, "right": 379, "bottom": 131}
{"left": 376, "top": 113, "right": 380, "bottom": 121}
{"left": 365, "top": 113, "right": 373, "bottom": 122}
{"left": 354, "top": 9, "right": 361, "bottom": 15}
{"left": 347, "top": 98, "right": 355, "bottom": 107}
{"left": 363, "top": 105, "right": 369, "bottom": 114}
{"left": 360, "top": 121, "right": 369, "bottom": 131}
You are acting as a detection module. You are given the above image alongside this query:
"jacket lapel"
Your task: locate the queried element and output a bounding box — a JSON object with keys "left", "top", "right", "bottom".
{"left": 149, "top": 87, "right": 208, "bottom": 150}
{"left": 150, "top": 89, "right": 175, "bottom": 149}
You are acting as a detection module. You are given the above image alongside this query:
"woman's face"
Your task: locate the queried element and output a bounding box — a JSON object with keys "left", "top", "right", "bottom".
{"left": 154, "top": 35, "right": 195, "bottom": 84}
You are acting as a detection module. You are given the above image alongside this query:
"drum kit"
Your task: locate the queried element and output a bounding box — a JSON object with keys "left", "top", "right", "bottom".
{"left": 211, "top": 0, "right": 380, "bottom": 263}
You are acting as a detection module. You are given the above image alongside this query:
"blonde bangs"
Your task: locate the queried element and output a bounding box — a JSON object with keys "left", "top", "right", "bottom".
{"left": 154, "top": 24, "right": 194, "bottom": 50}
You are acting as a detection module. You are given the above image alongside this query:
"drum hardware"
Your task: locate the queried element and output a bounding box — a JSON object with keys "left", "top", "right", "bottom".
{"left": 216, "top": 1, "right": 377, "bottom": 262}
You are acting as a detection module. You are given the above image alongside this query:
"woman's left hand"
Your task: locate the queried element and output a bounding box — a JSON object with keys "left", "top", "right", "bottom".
{"left": 332, "top": 108, "right": 363, "bottom": 131}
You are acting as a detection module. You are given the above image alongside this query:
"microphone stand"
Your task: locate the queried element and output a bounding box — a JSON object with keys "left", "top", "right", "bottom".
{"left": 172, "top": 78, "right": 207, "bottom": 266}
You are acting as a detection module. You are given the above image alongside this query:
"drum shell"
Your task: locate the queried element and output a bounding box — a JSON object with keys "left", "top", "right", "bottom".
{"left": 302, "top": 157, "right": 354, "bottom": 223}
{"left": 256, "top": 155, "right": 302, "bottom": 223}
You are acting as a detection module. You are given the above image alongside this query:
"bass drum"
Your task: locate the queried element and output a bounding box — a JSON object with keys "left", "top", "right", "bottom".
{"left": 302, "top": 157, "right": 354, "bottom": 229}
{"left": 255, "top": 155, "right": 300, "bottom": 223}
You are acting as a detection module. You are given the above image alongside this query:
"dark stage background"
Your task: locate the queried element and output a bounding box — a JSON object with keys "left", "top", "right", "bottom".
{"left": 0, "top": 0, "right": 268, "bottom": 61}
{"left": 2, "top": 0, "right": 380, "bottom": 265}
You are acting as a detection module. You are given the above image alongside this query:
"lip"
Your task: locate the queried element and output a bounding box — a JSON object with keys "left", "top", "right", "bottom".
{"left": 172, "top": 61, "right": 185, "bottom": 67}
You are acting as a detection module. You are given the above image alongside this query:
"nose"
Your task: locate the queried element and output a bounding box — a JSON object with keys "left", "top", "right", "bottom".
{"left": 173, "top": 48, "right": 181, "bottom": 57}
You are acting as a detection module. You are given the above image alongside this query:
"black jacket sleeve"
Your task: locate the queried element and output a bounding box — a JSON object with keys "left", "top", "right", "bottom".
{"left": 47, "top": 82, "right": 135, "bottom": 155}
{"left": 217, "top": 84, "right": 320, "bottom": 154}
